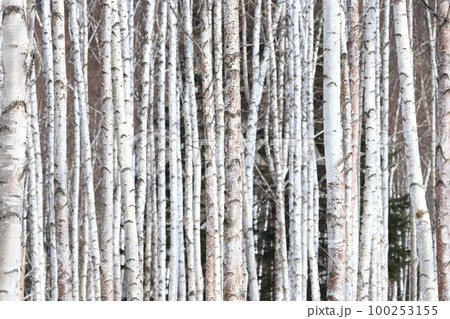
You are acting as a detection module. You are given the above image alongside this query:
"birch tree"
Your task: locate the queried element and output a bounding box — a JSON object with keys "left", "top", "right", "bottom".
{"left": 156, "top": 0, "right": 168, "bottom": 300}
{"left": 182, "top": 0, "right": 203, "bottom": 300}
{"left": 358, "top": 0, "right": 379, "bottom": 301}
{"left": 201, "top": 0, "right": 221, "bottom": 301}
{"left": 323, "top": 0, "right": 346, "bottom": 301}
{"left": 111, "top": 0, "right": 141, "bottom": 301}
{"left": 168, "top": 0, "right": 180, "bottom": 301}
{"left": 0, "top": 0, "right": 29, "bottom": 301}
{"left": 41, "top": 0, "right": 58, "bottom": 300}
{"left": 393, "top": 0, "right": 438, "bottom": 301}
{"left": 223, "top": 0, "right": 244, "bottom": 301}
{"left": 436, "top": 0, "right": 450, "bottom": 301}
{"left": 99, "top": 0, "right": 115, "bottom": 301}
{"left": 52, "top": 0, "right": 72, "bottom": 300}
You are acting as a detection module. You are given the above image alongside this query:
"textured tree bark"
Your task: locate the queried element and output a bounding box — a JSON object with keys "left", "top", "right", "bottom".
{"left": 287, "top": 0, "right": 302, "bottom": 301}
{"left": 347, "top": 0, "right": 361, "bottom": 302}
{"left": 0, "top": 0, "right": 29, "bottom": 301}
{"left": 358, "top": 0, "right": 378, "bottom": 301}
{"left": 201, "top": 0, "right": 221, "bottom": 301}
{"left": 223, "top": 0, "right": 244, "bottom": 301}
{"left": 213, "top": 2, "right": 226, "bottom": 291}
{"left": 52, "top": 0, "right": 73, "bottom": 300}
{"left": 393, "top": 0, "right": 438, "bottom": 301}
{"left": 41, "top": 0, "right": 58, "bottom": 300}
{"left": 436, "top": 0, "right": 450, "bottom": 301}
{"left": 155, "top": 0, "right": 168, "bottom": 301}
{"left": 380, "top": 0, "right": 391, "bottom": 301}
{"left": 168, "top": 0, "right": 180, "bottom": 301}
{"left": 99, "top": 0, "right": 115, "bottom": 301}
{"left": 181, "top": 0, "right": 203, "bottom": 301}
{"left": 111, "top": 0, "right": 141, "bottom": 301}
{"left": 323, "top": 0, "right": 346, "bottom": 301}
{"left": 305, "top": 0, "right": 320, "bottom": 302}
{"left": 340, "top": 0, "right": 355, "bottom": 301}
{"left": 136, "top": 0, "right": 155, "bottom": 298}
{"left": 70, "top": 0, "right": 102, "bottom": 301}
{"left": 71, "top": 52, "right": 81, "bottom": 302}
{"left": 28, "top": 58, "right": 45, "bottom": 301}
{"left": 140, "top": 0, "right": 156, "bottom": 300}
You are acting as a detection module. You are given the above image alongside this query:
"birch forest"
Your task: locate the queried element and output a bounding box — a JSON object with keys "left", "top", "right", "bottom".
{"left": 0, "top": 0, "right": 449, "bottom": 302}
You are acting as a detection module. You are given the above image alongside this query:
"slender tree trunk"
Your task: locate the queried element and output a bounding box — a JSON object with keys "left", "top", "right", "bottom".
{"left": 213, "top": 2, "right": 226, "bottom": 293}
{"left": 287, "top": 0, "right": 302, "bottom": 301}
{"left": 358, "top": 0, "right": 378, "bottom": 301}
{"left": 99, "top": 0, "right": 115, "bottom": 301}
{"left": 168, "top": 0, "right": 180, "bottom": 301}
{"left": 223, "top": 0, "right": 244, "bottom": 301}
{"left": 393, "top": 0, "right": 438, "bottom": 301}
{"left": 323, "top": 0, "right": 346, "bottom": 301}
{"left": 181, "top": 0, "right": 196, "bottom": 301}
{"left": 347, "top": 0, "right": 361, "bottom": 301}
{"left": 52, "top": 0, "right": 72, "bottom": 300}
{"left": 28, "top": 57, "right": 45, "bottom": 300}
{"left": 201, "top": 0, "right": 221, "bottom": 301}
{"left": 156, "top": 0, "right": 168, "bottom": 301}
{"left": 380, "top": 0, "right": 391, "bottom": 301}
{"left": 140, "top": 0, "right": 156, "bottom": 300}
{"left": 111, "top": 0, "right": 141, "bottom": 301}
{"left": 436, "top": 0, "right": 450, "bottom": 301}
{"left": 181, "top": 0, "right": 203, "bottom": 301}
{"left": 41, "top": 0, "right": 58, "bottom": 300}
{"left": 0, "top": 0, "right": 29, "bottom": 301}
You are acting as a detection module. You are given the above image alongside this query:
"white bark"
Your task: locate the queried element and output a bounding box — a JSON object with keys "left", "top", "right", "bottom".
{"left": 52, "top": 0, "right": 72, "bottom": 300}
{"left": 111, "top": 0, "right": 141, "bottom": 301}
{"left": 358, "top": 0, "right": 378, "bottom": 301}
{"left": 213, "top": 2, "right": 226, "bottom": 290}
{"left": 323, "top": 0, "right": 346, "bottom": 301}
{"left": 287, "top": 0, "right": 302, "bottom": 301}
{"left": 136, "top": 0, "right": 156, "bottom": 297}
{"left": 99, "top": 0, "right": 115, "bottom": 301}
{"left": 41, "top": 0, "right": 58, "bottom": 300}
{"left": 0, "top": 0, "right": 29, "bottom": 301}
{"left": 168, "top": 0, "right": 179, "bottom": 301}
{"left": 181, "top": 0, "right": 196, "bottom": 300}
{"left": 156, "top": 0, "right": 168, "bottom": 301}
{"left": 182, "top": 0, "right": 203, "bottom": 300}
{"left": 223, "top": 0, "right": 244, "bottom": 301}
{"left": 436, "top": 0, "right": 450, "bottom": 301}
{"left": 380, "top": 0, "right": 391, "bottom": 301}
{"left": 393, "top": 0, "right": 438, "bottom": 301}
{"left": 201, "top": 0, "right": 221, "bottom": 301}
{"left": 347, "top": 0, "right": 361, "bottom": 301}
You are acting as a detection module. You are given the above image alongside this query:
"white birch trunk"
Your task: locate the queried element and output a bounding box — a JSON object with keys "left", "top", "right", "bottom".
{"left": 380, "top": 0, "right": 391, "bottom": 301}
{"left": 52, "top": 0, "right": 72, "bottom": 300}
{"left": 358, "top": 0, "right": 378, "bottom": 301}
{"left": 0, "top": 0, "right": 29, "bottom": 301}
{"left": 111, "top": 0, "right": 141, "bottom": 301}
{"left": 41, "top": 0, "right": 58, "bottom": 300}
{"left": 393, "top": 0, "right": 438, "bottom": 301}
{"left": 99, "top": 0, "right": 115, "bottom": 301}
{"left": 223, "top": 0, "right": 244, "bottom": 301}
{"left": 136, "top": 0, "right": 155, "bottom": 297}
{"left": 182, "top": 0, "right": 203, "bottom": 300}
{"left": 156, "top": 0, "right": 168, "bottom": 301}
{"left": 168, "top": 0, "right": 179, "bottom": 301}
{"left": 181, "top": 0, "right": 196, "bottom": 301}
{"left": 201, "top": 0, "right": 221, "bottom": 301}
{"left": 347, "top": 0, "right": 361, "bottom": 301}
{"left": 436, "top": 0, "right": 450, "bottom": 301}
{"left": 323, "top": 0, "right": 346, "bottom": 301}
{"left": 213, "top": 2, "right": 226, "bottom": 292}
